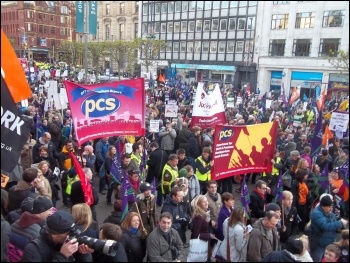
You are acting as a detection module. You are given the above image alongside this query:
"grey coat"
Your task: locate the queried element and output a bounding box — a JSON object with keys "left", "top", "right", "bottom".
{"left": 146, "top": 226, "right": 186, "bottom": 262}
{"left": 159, "top": 127, "right": 177, "bottom": 151}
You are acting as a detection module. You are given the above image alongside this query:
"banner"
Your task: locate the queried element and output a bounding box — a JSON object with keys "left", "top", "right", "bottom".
{"left": 1, "top": 76, "right": 32, "bottom": 173}
{"left": 329, "top": 111, "right": 349, "bottom": 132}
{"left": 64, "top": 79, "right": 145, "bottom": 146}
{"left": 191, "top": 83, "right": 226, "bottom": 129}
{"left": 165, "top": 104, "right": 178, "bottom": 118}
{"left": 149, "top": 120, "right": 159, "bottom": 132}
{"left": 76, "top": 1, "right": 85, "bottom": 33}
{"left": 212, "top": 122, "right": 278, "bottom": 179}
{"left": 89, "top": 1, "right": 98, "bottom": 35}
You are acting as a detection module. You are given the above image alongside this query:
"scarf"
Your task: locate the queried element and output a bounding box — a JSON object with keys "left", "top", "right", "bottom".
{"left": 254, "top": 189, "right": 266, "bottom": 201}
{"left": 129, "top": 227, "right": 138, "bottom": 235}
{"left": 130, "top": 178, "right": 140, "bottom": 191}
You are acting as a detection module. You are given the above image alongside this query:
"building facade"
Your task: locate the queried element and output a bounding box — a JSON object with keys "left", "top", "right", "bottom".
{"left": 140, "top": 1, "right": 258, "bottom": 91}
{"left": 255, "top": 1, "right": 349, "bottom": 100}
{"left": 1, "top": 1, "right": 76, "bottom": 62}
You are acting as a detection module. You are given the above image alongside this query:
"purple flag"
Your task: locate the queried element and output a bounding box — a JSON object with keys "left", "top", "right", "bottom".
{"left": 340, "top": 159, "right": 349, "bottom": 188}
{"left": 274, "top": 170, "right": 284, "bottom": 203}
{"left": 110, "top": 157, "right": 122, "bottom": 185}
{"left": 240, "top": 174, "right": 251, "bottom": 219}
{"left": 318, "top": 165, "right": 329, "bottom": 192}
{"left": 121, "top": 171, "right": 136, "bottom": 221}
{"left": 311, "top": 110, "right": 323, "bottom": 156}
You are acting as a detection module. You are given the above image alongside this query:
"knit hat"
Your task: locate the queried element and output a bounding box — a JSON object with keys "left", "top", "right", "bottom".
{"left": 285, "top": 236, "right": 304, "bottom": 255}
{"left": 320, "top": 195, "right": 333, "bottom": 207}
{"left": 290, "top": 150, "right": 300, "bottom": 157}
{"left": 20, "top": 197, "right": 34, "bottom": 213}
{"left": 46, "top": 210, "right": 75, "bottom": 234}
{"left": 139, "top": 182, "right": 152, "bottom": 193}
{"left": 32, "top": 196, "right": 53, "bottom": 214}
{"left": 178, "top": 168, "right": 188, "bottom": 178}
{"left": 265, "top": 203, "right": 281, "bottom": 213}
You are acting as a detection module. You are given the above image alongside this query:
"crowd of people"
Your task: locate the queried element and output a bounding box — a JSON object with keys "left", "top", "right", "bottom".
{"left": 1, "top": 62, "right": 349, "bottom": 262}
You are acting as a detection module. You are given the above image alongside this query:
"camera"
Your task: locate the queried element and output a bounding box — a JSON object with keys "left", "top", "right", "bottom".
{"left": 67, "top": 228, "right": 119, "bottom": 256}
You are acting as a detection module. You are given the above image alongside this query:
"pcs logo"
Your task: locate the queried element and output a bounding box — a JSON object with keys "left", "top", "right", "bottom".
{"left": 81, "top": 94, "right": 120, "bottom": 118}
{"left": 218, "top": 127, "right": 234, "bottom": 141}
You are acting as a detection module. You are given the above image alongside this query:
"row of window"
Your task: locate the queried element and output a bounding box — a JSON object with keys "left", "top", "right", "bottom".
{"left": 143, "top": 1, "right": 257, "bottom": 15}
{"left": 15, "top": 36, "right": 56, "bottom": 47}
{"left": 143, "top": 18, "right": 255, "bottom": 34}
{"left": 272, "top": 10, "right": 345, "bottom": 29}
{"left": 269, "top": 38, "right": 340, "bottom": 57}
{"left": 105, "top": 2, "right": 139, "bottom": 15}
{"left": 21, "top": 23, "right": 71, "bottom": 36}
{"left": 23, "top": 11, "right": 71, "bottom": 24}
{"left": 104, "top": 23, "right": 138, "bottom": 40}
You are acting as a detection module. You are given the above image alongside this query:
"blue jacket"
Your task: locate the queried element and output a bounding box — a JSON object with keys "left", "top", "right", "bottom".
{"left": 217, "top": 206, "right": 232, "bottom": 241}
{"left": 310, "top": 205, "right": 343, "bottom": 248}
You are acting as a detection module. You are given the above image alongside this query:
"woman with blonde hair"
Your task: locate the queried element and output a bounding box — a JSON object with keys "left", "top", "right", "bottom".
{"left": 219, "top": 206, "right": 249, "bottom": 262}
{"left": 36, "top": 168, "right": 52, "bottom": 199}
{"left": 298, "top": 234, "right": 313, "bottom": 262}
{"left": 120, "top": 212, "right": 145, "bottom": 262}
{"left": 71, "top": 203, "right": 98, "bottom": 238}
{"left": 38, "top": 160, "right": 59, "bottom": 207}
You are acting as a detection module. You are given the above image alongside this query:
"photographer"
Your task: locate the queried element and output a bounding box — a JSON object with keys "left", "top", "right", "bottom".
{"left": 21, "top": 210, "right": 93, "bottom": 262}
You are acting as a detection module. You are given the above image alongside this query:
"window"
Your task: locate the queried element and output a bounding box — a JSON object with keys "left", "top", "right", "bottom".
{"left": 269, "top": 39, "right": 285, "bottom": 56}
{"left": 197, "top": 2, "right": 203, "bottom": 10}
{"left": 194, "top": 41, "right": 201, "bottom": 52}
{"left": 230, "top": 1, "right": 238, "bottom": 7}
{"left": 39, "top": 25, "right": 43, "bottom": 33}
{"left": 168, "top": 22, "right": 173, "bottom": 33}
{"left": 175, "top": 2, "right": 181, "bottom": 12}
{"left": 136, "top": 2, "right": 139, "bottom": 13}
{"left": 173, "top": 42, "right": 179, "bottom": 52}
{"left": 60, "top": 28, "right": 64, "bottom": 36}
{"left": 181, "top": 21, "right": 187, "bottom": 32}
{"left": 202, "top": 42, "right": 209, "bottom": 52}
{"left": 238, "top": 18, "right": 246, "bottom": 30}
{"left": 27, "top": 23, "right": 31, "bottom": 32}
{"left": 174, "top": 22, "right": 180, "bottom": 33}
{"left": 220, "top": 19, "right": 227, "bottom": 31}
{"left": 188, "top": 21, "right": 195, "bottom": 32}
{"left": 106, "top": 4, "right": 110, "bottom": 15}
{"left": 273, "top": 1, "right": 290, "bottom": 4}
{"left": 210, "top": 41, "right": 217, "bottom": 53}
{"left": 120, "top": 24, "right": 125, "bottom": 39}
{"left": 51, "top": 15, "right": 54, "bottom": 22}
{"left": 196, "top": 20, "right": 202, "bottom": 31}
{"left": 212, "top": 19, "right": 219, "bottom": 31}
{"left": 61, "top": 6, "right": 68, "bottom": 14}
{"left": 323, "top": 10, "right": 345, "bottom": 27}
{"left": 142, "top": 23, "right": 147, "bottom": 33}
{"left": 187, "top": 42, "right": 194, "bottom": 52}
{"left": 227, "top": 41, "right": 234, "bottom": 52}
{"left": 149, "top": 4, "right": 154, "bottom": 15}
{"left": 205, "top": 2, "right": 212, "bottom": 10}
{"left": 105, "top": 24, "right": 110, "bottom": 39}
{"left": 271, "top": 14, "right": 289, "bottom": 29}
{"left": 189, "top": 2, "right": 196, "bottom": 11}
{"left": 51, "top": 27, "right": 55, "bottom": 35}
{"left": 218, "top": 41, "right": 226, "bottom": 53}
{"left": 38, "top": 13, "right": 42, "bottom": 20}
{"left": 166, "top": 42, "right": 172, "bottom": 52}
{"left": 180, "top": 41, "right": 186, "bottom": 52}
{"left": 236, "top": 41, "right": 244, "bottom": 52}
{"left": 293, "top": 39, "right": 311, "bottom": 56}
{"left": 161, "top": 3, "right": 167, "bottom": 13}
{"left": 120, "top": 3, "right": 125, "bottom": 14}
{"left": 161, "top": 23, "right": 166, "bottom": 33}
{"left": 295, "top": 12, "right": 315, "bottom": 28}
{"left": 229, "top": 18, "right": 236, "bottom": 30}
{"left": 222, "top": 1, "right": 229, "bottom": 8}
{"left": 168, "top": 2, "right": 174, "bottom": 12}
{"left": 204, "top": 21, "right": 210, "bottom": 31}
{"left": 319, "top": 39, "right": 340, "bottom": 57}
{"left": 44, "top": 26, "right": 47, "bottom": 34}
{"left": 155, "top": 3, "right": 161, "bottom": 14}
{"left": 213, "top": 1, "right": 220, "bottom": 9}
{"left": 153, "top": 22, "right": 160, "bottom": 33}
{"left": 135, "top": 23, "right": 138, "bottom": 38}
{"left": 182, "top": 1, "right": 188, "bottom": 12}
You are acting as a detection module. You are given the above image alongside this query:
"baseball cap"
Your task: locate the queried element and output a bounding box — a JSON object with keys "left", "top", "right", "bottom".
{"left": 139, "top": 182, "right": 152, "bottom": 193}
{"left": 46, "top": 210, "right": 75, "bottom": 234}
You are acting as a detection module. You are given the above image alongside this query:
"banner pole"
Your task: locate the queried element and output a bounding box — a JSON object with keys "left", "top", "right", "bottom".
{"left": 84, "top": 1, "right": 89, "bottom": 84}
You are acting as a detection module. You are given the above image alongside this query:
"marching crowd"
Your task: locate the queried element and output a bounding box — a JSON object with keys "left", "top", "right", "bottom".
{"left": 1, "top": 64, "right": 349, "bottom": 262}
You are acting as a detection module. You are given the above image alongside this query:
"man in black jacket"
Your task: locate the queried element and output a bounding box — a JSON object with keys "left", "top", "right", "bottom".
{"left": 146, "top": 142, "right": 168, "bottom": 185}
{"left": 248, "top": 180, "right": 273, "bottom": 223}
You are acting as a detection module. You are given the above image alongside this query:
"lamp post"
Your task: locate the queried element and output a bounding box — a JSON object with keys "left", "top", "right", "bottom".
{"left": 244, "top": 18, "right": 253, "bottom": 91}
{"left": 84, "top": 1, "right": 89, "bottom": 84}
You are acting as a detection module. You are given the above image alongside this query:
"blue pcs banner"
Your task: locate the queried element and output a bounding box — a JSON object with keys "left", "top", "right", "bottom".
{"left": 89, "top": 1, "right": 97, "bottom": 35}
{"left": 76, "top": 1, "right": 85, "bottom": 33}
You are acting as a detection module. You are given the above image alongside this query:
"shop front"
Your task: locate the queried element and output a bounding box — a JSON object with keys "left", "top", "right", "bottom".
{"left": 291, "top": 71, "right": 323, "bottom": 101}
{"left": 327, "top": 73, "right": 349, "bottom": 101}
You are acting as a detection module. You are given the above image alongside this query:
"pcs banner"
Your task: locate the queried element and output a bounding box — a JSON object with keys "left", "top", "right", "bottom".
{"left": 212, "top": 122, "right": 278, "bottom": 180}
{"left": 64, "top": 79, "right": 145, "bottom": 146}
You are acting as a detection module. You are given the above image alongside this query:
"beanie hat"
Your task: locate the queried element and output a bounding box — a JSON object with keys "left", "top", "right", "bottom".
{"left": 139, "top": 182, "right": 151, "bottom": 193}
{"left": 20, "top": 197, "right": 34, "bottom": 213}
{"left": 265, "top": 203, "right": 281, "bottom": 213}
{"left": 46, "top": 210, "right": 75, "bottom": 234}
{"left": 32, "top": 196, "right": 53, "bottom": 214}
{"left": 178, "top": 168, "right": 188, "bottom": 178}
{"left": 320, "top": 195, "right": 333, "bottom": 207}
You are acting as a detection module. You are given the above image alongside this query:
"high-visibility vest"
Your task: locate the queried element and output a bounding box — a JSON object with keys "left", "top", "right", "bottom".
{"left": 161, "top": 163, "right": 178, "bottom": 194}
{"left": 195, "top": 156, "right": 211, "bottom": 182}
{"left": 66, "top": 175, "right": 79, "bottom": 195}
{"left": 131, "top": 152, "right": 141, "bottom": 167}
{"left": 262, "top": 157, "right": 281, "bottom": 177}
{"left": 306, "top": 110, "right": 314, "bottom": 124}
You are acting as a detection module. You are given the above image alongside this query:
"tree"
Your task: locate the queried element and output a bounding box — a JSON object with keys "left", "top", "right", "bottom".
{"left": 326, "top": 48, "right": 349, "bottom": 73}
{"left": 87, "top": 41, "right": 108, "bottom": 72}
{"left": 59, "top": 41, "right": 84, "bottom": 66}
{"left": 108, "top": 40, "right": 135, "bottom": 78}
{"left": 138, "top": 37, "right": 166, "bottom": 77}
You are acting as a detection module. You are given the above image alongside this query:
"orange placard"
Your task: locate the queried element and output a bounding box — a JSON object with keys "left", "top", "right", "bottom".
{"left": 1, "top": 174, "right": 10, "bottom": 188}
{"left": 1, "top": 29, "right": 32, "bottom": 103}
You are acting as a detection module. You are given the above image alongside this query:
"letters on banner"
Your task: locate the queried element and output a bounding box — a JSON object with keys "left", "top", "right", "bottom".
{"left": 64, "top": 79, "right": 146, "bottom": 146}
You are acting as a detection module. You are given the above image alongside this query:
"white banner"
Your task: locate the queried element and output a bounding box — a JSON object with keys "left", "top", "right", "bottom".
{"left": 266, "top": 99, "right": 272, "bottom": 109}
{"left": 329, "top": 111, "right": 349, "bottom": 132}
{"left": 149, "top": 120, "right": 160, "bottom": 132}
{"left": 165, "top": 104, "right": 178, "bottom": 118}
{"left": 227, "top": 97, "right": 234, "bottom": 108}
{"left": 192, "top": 83, "right": 225, "bottom": 117}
